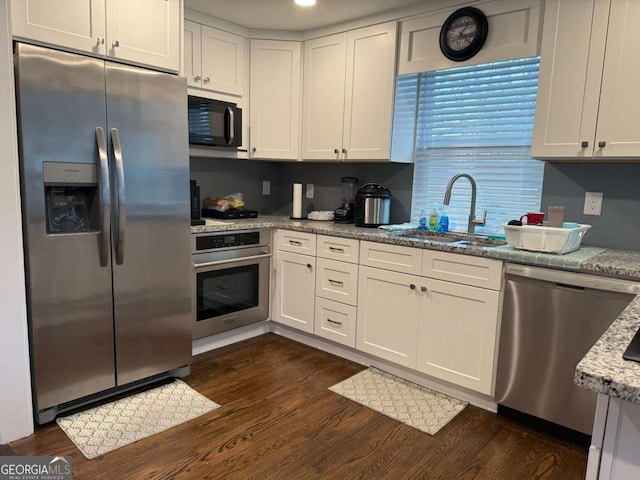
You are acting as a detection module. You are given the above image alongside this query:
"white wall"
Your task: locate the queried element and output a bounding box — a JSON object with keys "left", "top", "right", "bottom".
{"left": 0, "top": 0, "right": 34, "bottom": 443}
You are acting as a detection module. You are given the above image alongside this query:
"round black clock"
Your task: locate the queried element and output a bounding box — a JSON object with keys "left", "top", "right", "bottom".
{"left": 439, "top": 7, "right": 488, "bottom": 62}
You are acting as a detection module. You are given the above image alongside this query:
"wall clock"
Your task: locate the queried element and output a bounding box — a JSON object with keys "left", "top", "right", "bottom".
{"left": 439, "top": 7, "right": 489, "bottom": 62}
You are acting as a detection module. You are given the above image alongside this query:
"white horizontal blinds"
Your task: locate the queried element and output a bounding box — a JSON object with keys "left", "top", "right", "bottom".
{"left": 411, "top": 57, "right": 543, "bottom": 235}
{"left": 391, "top": 74, "right": 419, "bottom": 162}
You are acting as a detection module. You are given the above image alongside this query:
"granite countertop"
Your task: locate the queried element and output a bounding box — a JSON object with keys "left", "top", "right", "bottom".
{"left": 192, "top": 215, "right": 640, "bottom": 403}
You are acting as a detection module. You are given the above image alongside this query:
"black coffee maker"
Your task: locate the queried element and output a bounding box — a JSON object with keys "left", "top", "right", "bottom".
{"left": 334, "top": 176, "right": 358, "bottom": 223}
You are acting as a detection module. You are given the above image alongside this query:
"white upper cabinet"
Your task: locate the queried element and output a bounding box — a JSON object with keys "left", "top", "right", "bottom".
{"left": 11, "top": 0, "right": 107, "bottom": 55}
{"left": 532, "top": 0, "right": 640, "bottom": 159}
{"left": 11, "top": 0, "right": 180, "bottom": 72}
{"left": 249, "top": 40, "right": 302, "bottom": 160}
{"left": 301, "top": 21, "right": 397, "bottom": 161}
{"left": 184, "top": 21, "right": 246, "bottom": 96}
{"left": 201, "top": 26, "right": 245, "bottom": 96}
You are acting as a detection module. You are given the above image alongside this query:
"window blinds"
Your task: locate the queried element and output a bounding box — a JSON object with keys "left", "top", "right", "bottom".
{"left": 400, "top": 57, "right": 543, "bottom": 235}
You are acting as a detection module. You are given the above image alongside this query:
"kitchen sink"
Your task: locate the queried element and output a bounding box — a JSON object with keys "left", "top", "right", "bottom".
{"left": 452, "top": 238, "right": 507, "bottom": 248}
{"left": 397, "top": 230, "right": 506, "bottom": 248}
{"left": 399, "top": 232, "right": 459, "bottom": 243}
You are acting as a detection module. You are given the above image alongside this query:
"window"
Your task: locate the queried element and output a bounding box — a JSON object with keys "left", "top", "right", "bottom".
{"left": 398, "top": 57, "right": 543, "bottom": 235}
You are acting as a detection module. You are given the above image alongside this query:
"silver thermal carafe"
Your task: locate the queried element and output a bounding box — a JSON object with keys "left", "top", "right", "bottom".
{"left": 354, "top": 183, "right": 392, "bottom": 227}
{"left": 334, "top": 176, "right": 358, "bottom": 223}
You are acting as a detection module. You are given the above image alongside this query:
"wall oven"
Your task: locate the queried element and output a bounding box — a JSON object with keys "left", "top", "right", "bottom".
{"left": 192, "top": 229, "right": 271, "bottom": 339}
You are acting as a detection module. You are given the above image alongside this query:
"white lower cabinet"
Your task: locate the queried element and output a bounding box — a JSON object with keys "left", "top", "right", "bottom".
{"left": 314, "top": 297, "right": 357, "bottom": 348}
{"left": 273, "top": 250, "right": 316, "bottom": 334}
{"left": 356, "top": 266, "right": 420, "bottom": 368}
{"left": 416, "top": 279, "right": 500, "bottom": 395}
{"left": 273, "top": 230, "right": 503, "bottom": 396}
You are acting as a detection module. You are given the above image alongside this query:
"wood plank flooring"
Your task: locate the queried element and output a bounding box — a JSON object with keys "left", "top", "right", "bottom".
{"left": 8, "top": 333, "right": 587, "bottom": 479}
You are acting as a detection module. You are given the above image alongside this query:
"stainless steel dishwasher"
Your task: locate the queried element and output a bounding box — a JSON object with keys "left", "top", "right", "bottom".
{"left": 495, "top": 263, "right": 640, "bottom": 436}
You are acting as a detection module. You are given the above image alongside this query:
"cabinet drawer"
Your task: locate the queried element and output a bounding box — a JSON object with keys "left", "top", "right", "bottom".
{"left": 422, "top": 250, "right": 502, "bottom": 290}
{"left": 314, "top": 297, "right": 356, "bottom": 348}
{"left": 317, "top": 235, "right": 359, "bottom": 263}
{"left": 316, "top": 258, "right": 358, "bottom": 306}
{"left": 359, "top": 241, "right": 422, "bottom": 275}
{"left": 277, "top": 230, "right": 317, "bottom": 255}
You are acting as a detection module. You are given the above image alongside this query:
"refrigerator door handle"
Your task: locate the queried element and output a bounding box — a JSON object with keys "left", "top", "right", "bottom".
{"left": 96, "top": 127, "right": 111, "bottom": 267}
{"left": 111, "top": 128, "right": 126, "bottom": 265}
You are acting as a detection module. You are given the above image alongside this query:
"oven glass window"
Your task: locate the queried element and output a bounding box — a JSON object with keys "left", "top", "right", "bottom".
{"left": 197, "top": 264, "right": 259, "bottom": 321}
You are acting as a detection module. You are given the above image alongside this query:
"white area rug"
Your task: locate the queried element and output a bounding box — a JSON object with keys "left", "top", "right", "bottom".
{"left": 329, "top": 368, "right": 467, "bottom": 435}
{"left": 56, "top": 379, "right": 220, "bottom": 459}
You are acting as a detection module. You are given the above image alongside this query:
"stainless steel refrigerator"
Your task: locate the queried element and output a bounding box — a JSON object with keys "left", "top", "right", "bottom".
{"left": 14, "top": 43, "right": 192, "bottom": 424}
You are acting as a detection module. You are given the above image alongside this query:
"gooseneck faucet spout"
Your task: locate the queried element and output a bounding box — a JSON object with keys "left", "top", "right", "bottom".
{"left": 442, "top": 173, "right": 487, "bottom": 236}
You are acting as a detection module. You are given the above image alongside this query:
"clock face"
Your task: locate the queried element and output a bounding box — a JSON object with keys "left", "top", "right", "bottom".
{"left": 446, "top": 16, "right": 478, "bottom": 51}
{"left": 439, "top": 7, "right": 488, "bottom": 62}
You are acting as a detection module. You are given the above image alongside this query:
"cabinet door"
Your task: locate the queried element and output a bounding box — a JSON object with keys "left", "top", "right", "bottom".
{"left": 594, "top": 0, "right": 640, "bottom": 158}
{"left": 531, "top": 0, "right": 608, "bottom": 159}
{"left": 273, "top": 251, "right": 316, "bottom": 333}
{"left": 11, "top": 0, "right": 106, "bottom": 56}
{"left": 105, "top": 0, "right": 180, "bottom": 72}
{"left": 184, "top": 20, "right": 202, "bottom": 88}
{"left": 356, "top": 266, "right": 420, "bottom": 368}
{"left": 250, "top": 40, "right": 301, "bottom": 160}
{"left": 301, "top": 33, "right": 347, "bottom": 160}
{"left": 342, "top": 22, "right": 397, "bottom": 161}
{"left": 416, "top": 279, "right": 500, "bottom": 395}
{"left": 201, "top": 26, "right": 246, "bottom": 96}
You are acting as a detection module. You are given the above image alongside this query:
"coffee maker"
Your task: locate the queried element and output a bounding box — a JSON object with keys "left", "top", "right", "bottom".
{"left": 334, "top": 176, "right": 358, "bottom": 223}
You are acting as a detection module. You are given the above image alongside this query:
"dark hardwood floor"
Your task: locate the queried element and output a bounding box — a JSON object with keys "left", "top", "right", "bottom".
{"left": 9, "top": 333, "right": 587, "bottom": 479}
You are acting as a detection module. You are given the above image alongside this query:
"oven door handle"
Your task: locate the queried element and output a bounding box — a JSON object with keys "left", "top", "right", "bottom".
{"left": 193, "top": 252, "right": 272, "bottom": 270}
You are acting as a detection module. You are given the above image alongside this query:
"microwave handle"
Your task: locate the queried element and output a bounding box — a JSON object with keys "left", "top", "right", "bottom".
{"left": 226, "top": 106, "right": 235, "bottom": 146}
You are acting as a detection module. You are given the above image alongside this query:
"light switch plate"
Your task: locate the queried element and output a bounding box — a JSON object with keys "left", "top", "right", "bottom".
{"left": 262, "top": 180, "right": 270, "bottom": 195}
{"left": 306, "top": 183, "right": 314, "bottom": 199}
{"left": 584, "top": 191, "right": 603, "bottom": 215}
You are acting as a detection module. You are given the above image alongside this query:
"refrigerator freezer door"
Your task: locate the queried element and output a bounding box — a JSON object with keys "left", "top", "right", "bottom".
{"left": 105, "top": 62, "right": 191, "bottom": 386}
{"left": 15, "top": 43, "right": 116, "bottom": 410}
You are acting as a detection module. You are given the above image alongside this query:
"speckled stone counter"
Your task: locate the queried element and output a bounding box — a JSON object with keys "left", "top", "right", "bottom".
{"left": 192, "top": 215, "right": 640, "bottom": 403}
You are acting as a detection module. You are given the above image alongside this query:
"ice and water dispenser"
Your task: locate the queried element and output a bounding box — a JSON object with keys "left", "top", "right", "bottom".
{"left": 43, "top": 162, "right": 100, "bottom": 234}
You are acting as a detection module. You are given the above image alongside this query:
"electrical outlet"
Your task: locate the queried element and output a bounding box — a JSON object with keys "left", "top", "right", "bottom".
{"left": 306, "top": 183, "right": 314, "bottom": 199}
{"left": 584, "top": 191, "right": 603, "bottom": 215}
{"left": 262, "top": 180, "right": 270, "bottom": 195}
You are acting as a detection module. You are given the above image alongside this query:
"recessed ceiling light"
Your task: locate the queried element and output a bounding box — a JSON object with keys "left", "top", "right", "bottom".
{"left": 295, "top": 0, "right": 316, "bottom": 6}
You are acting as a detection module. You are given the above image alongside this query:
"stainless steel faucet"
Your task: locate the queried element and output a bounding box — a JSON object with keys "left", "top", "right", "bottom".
{"left": 442, "top": 173, "right": 487, "bottom": 236}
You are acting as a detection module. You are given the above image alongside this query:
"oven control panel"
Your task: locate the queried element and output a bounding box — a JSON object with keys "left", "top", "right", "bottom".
{"left": 194, "top": 231, "right": 264, "bottom": 252}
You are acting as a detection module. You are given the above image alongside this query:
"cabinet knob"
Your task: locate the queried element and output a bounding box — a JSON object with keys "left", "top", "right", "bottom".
{"left": 96, "top": 37, "right": 104, "bottom": 46}
{"left": 598, "top": 140, "right": 606, "bottom": 148}
{"left": 203, "top": 77, "right": 211, "bottom": 84}
{"left": 581, "top": 141, "right": 589, "bottom": 148}
{"left": 334, "top": 148, "right": 339, "bottom": 154}
{"left": 251, "top": 147, "right": 257, "bottom": 153}
{"left": 194, "top": 75, "right": 201, "bottom": 82}
{"left": 409, "top": 284, "right": 416, "bottom": 290}
{"left": 307, "top": 263, "right": 312, "bottom": 269}
{"left": 342, "top": 148, "right": 347, "bottom": 154}
{"left": 421, "top": 286, "right": 427, "bottom": 292}
{"left": 112, "top": 40, "right": 120, "bottom": 48}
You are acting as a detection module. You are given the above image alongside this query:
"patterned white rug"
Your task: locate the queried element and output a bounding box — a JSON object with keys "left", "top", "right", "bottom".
{"left": 328, "top": 368, "right": 467, "bottom": 435}
{"left": 56, "top": 379, "right": 220, "bottom": 459}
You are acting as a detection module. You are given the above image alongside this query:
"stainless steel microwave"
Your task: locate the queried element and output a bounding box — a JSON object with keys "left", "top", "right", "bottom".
{"left": 188, "top": 95, "right": 242, "bottom": 148}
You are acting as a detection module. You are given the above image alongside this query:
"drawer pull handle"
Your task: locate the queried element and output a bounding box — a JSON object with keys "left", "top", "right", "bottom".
{"left": 327, "top": 319, "right": 343, "bottom": 326}
{"left": 289, "top": 240, "right": 302, "bottom": 246}
{"left": 409, "top": 284, "right": 416, "bottom": 290}
{"left": 421, "top": 286, "right": 427, "bottom": 292}
{"left": 328, "top": 279, "right": 344, "bottom": 287}
{"left": 329, "top": 246, "right": 345, "bottom": 253}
